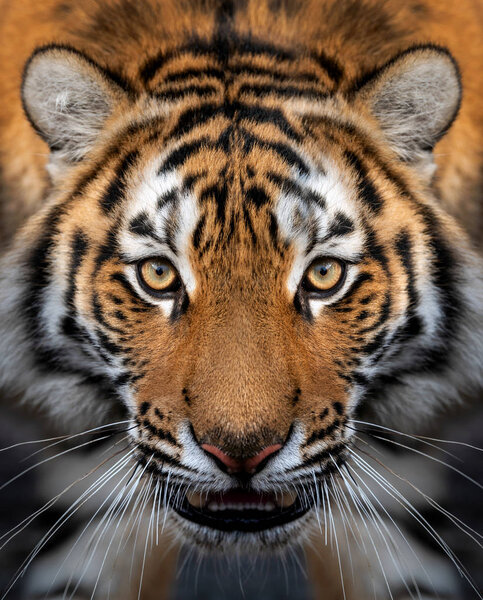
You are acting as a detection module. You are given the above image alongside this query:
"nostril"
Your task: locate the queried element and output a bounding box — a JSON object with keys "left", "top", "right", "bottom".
{"left": 243, "top": 444, "right": 282, "bottom": 473}
{"left": 201, "top": 443, "right": 282, "bottom": 474}
{"left": 201, "top": 444, "right": 243, "bottom": 472}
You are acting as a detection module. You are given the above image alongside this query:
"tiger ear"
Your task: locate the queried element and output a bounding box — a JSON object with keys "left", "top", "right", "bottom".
{"left": 22, "top": 45, "right": 130, "bottom": 163}
{"left": 353, "top": 46, "right": 461, "bottom": 165}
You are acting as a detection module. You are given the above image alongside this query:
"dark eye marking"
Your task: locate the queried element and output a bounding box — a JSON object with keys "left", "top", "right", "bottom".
{"left": 129, "top": 212, "right": 158, "bottom": 240}
{"left": 323, "top": 212, "right": 355, "bottom": 240}
{"left": 341, "top": 272, "right": 374, "bottom": 302}
{"left": 110, "top": 272, "right": 153, "bottom": 308}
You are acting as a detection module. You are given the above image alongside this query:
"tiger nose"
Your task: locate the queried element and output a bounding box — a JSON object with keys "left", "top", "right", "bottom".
{"left": 201, "top": 443, "right": 282, "bottom": 474}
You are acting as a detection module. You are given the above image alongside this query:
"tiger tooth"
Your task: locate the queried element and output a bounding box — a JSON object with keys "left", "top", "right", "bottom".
{"left": 186, "top": 491, "right": 206, "bottom": 509}
{"left": 276, "top": 492, "right": 297, "bottom": 508}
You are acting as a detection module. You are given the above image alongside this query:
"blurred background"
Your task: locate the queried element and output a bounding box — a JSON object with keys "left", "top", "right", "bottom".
{"left": 0, "top": 401, "right": 481, "bottom": 600}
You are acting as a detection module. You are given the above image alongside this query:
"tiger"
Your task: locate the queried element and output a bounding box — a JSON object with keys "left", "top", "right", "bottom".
{"left": 0, "top": 0, "right": 482, "bottom": 598}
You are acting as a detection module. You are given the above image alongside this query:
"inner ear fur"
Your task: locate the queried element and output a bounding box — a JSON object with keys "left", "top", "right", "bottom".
{"left": 351, "top": 45, "right": 462, "bottom": 163}
{"left": 22, "top": 44, "right": 131, "bottom": 162}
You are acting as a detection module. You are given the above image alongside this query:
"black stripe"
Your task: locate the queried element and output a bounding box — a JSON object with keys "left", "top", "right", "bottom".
{"left": 235, "top": 103, "right": 302, "bottom": 142}
{"left": 246, "top": 185, "right": 270, "bottom": 207}
{"left": 64, "top": 230, "right": 88, "bottom": 314}
{"left": 313, "top": 50, "right": 344, "bottom": 84}
{"left": 325, "top": 212, "right": 355, "bottom": 239}
{"left": 361, "top": 328, "right": 388, "bottom": 356}
{"left": 136, "top": 442, "right": 192, "bottom": 470}
{"left": 163, "top": 67, "right": 225, "bottom": 83}
{"left": 92, "top": 293, "right": 125, "bottom": 334}
{"left": 95, "top": 223, "right": 120, "bottom": 269}
{"left": 342, "top": 272, "right": 373, "bottom": 302}
{"left": 230, "top": 64, "right": 319, "bottom": 84}
{"left": 167, "top": 101, "right": 301, "bottom": 143}
{"left": 60, "top": 229, "right": 90, "bottom": 345}
{"left": 364, "top": 226, "right": 389, "bottom": 271}
{"left": 154, "top": 84, "right": 218, "bottom": 101}
{"left": 243, "top": 205, "right": 258, "bottom": 246}
{"left": 160, "top": 138, "right": 210, "bottom": 172}
{"left": 22, "top": 207, "right": 68, "bottom": 372}
{"left": 359, "top": 292, "right": 391, "bottom": 334}
{"left": 140, "top": 418, "right": 179, "bottom": 446}
{"left": 100, "top": 151, "right": 139, "bottom": 214}
{"left": 140, "top": 34, "right": 297, "bottom": 85}
{"left": 140, "top": 49, "right": 178, "bottom": 84}
{"left": 192, "top": 214, "right": 206, "bottom": 250}
{"left": 394, "top": 229, "right": 423, "bottom": 340}
{"left": 110, "top": 272, "right": 153, "bottom": 308}
{"left": 238, "top": 82, "right": 325, "bottom": 100}
{"left": 129, "top": 211, "right": 157, "bottom": 239}
{"left": 241, "top": 129, "right": 309, "bottom": 175}
{"left": 344, "top": 150, "right": 383, "bottom": 213}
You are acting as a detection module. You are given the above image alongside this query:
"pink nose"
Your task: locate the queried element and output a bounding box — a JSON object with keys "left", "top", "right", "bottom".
{"left": 201, "top": 443, "right": 282, "bottom": 474}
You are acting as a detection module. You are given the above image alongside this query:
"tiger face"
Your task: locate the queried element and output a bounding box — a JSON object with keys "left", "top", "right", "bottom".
{"left": 1, "top": 36, "right": 482, "bottom": 552}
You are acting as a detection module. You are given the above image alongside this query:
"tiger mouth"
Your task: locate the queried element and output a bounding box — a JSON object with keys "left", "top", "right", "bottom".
{"left": 172, "top": 488, "right": 313, "bottom": 532}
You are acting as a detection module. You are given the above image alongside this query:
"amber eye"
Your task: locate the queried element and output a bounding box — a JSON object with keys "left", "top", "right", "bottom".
{"left": 137, "top": 258, "right": 180, "bottom": 295}
{"left": 304, "top": 258, "right": 345, "bottom": 294}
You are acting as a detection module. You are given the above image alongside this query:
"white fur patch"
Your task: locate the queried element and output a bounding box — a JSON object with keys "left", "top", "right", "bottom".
{"left": 119, "top": 158, "right": 199, "bottom": 317}
{"left": 275, "top": 156, "right": 364, "bottom": 317}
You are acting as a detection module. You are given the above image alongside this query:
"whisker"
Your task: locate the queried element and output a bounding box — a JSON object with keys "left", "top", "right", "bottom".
{"left": 1, "top": 449, "right": 133, "bottom": 600}
{"left": 323, "top": 481, "right": 347, "bottom": 600}
{"left": 0, "top": 434, "right": 115, "bottom": 492}
{"left": 344, "top": 463, "right": 433, "bottom": 600}
{"left": 354, "top": 438, "right": 483, "bottom": 546}
{"left": 338, "top": 465, "right": 396, "bottom": 600}
{"left": 353, "top": 419, "right": 483, "bottom": 453}
{"left": 368, "top": 433, "right": 483, "bottom": 491}
{"left": 63, "top": 460, "right": 136, "bottom": 600}
{"left": 0, "top": 445, "right": 129, "bottom": 548}
{"left": 138, "top": 477, "right": 158, "bottom": 600}
{"left": 48, "top": 457, "right": 138, "bottom": 599}
{"left": 21, "top": 424, "right": 136, "bottom": 463}
{"left": 349, "top": 448, "right": 482, "bottom": 599}
{"left": 0, "top": 420, "right": 132, "bottom": 453}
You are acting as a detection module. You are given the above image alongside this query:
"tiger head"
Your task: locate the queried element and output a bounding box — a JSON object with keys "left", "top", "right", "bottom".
{"left": 1, "top": 36, "right": 482, "bottom": 551}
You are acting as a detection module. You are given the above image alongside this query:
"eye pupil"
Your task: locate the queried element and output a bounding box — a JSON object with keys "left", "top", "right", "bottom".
{"left": 318, "top": 266, "right": 328, "bottom": 277}
{"left": 155, "top": 266, "right": 166, "bottom": 277}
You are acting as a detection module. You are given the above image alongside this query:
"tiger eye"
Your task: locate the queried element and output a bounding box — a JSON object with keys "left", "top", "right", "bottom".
{"left": 138, "top": 259, "right": 178, "bottom": 293}
{"left": 305, "top": 259, "right": 345, "bottom": 293}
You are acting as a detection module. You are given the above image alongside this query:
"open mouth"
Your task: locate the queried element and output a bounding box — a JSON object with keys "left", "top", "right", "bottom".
{"left": 172, "top": 488, "right": 313, "bottom": 532}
